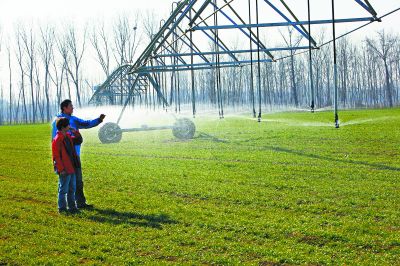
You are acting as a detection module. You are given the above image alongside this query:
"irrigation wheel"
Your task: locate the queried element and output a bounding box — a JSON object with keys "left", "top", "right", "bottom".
{"left": 98, "top": 122, "right": 123, "bottom": 144}
{"left": 172, "top": 118, "right": 196, "bottom": 140}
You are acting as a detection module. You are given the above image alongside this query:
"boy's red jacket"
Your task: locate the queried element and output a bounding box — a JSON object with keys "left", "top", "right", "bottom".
{"left": 52, "top": 131, "right": 83, "bottom": 174}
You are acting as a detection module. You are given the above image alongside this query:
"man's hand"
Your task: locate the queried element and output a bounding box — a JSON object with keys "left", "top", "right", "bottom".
{"left": 99, "top": 114, "right": 106, "bottom": 122}
{"left": 60, "top": 171, "right": 67, "bottom": 177}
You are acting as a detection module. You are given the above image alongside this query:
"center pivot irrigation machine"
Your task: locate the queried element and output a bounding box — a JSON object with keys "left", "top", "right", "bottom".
{"left": 89, "top": 0, "right": 398, "bottom": 144}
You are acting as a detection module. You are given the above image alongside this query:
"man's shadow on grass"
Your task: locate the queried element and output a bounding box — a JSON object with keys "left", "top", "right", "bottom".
{"left": 84, "top": 208, "right": 177, "bottom": 229}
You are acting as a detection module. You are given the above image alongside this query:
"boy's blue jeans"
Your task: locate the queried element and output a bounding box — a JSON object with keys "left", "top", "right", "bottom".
{"left": 58, "top": 174, "right": 76, "bottom": 210}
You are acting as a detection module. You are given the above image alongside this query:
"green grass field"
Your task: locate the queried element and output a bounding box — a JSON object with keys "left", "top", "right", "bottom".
{"left": 1, "top": 108, "right": 399, "bottom": 265}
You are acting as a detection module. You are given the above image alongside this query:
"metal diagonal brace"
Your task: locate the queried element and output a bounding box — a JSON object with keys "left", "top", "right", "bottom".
{"left": 132, "top": 0, "right": 195, "bottom": 72}
{"left": 153, "top": 0, "right": 198, "bottom": 56}
{"left": 175, "top": 25, "right": 212, "bottom": 64}
{"left": 188, "top": 0, "right": 212, "bottom": 26}
{"left": 186, "top": 9, "right": 240, "bottom": 63}
{"left": 117, "top": 74, "right": 142, "bottom": 124}
{"left": 364, "top": 0, "right": 379, "bottom": 19}
{"left": 146, "top": 74, "right": 169, "bottom": 106}
{"left": 210, "top": 0, "right": 274, "bottom": 60}
{"left": 354, "top": 0, "right": 378, "bottom": 18}
{"left": 279, "top": 0, "right": 317, "bottom": 47}
{"left": 221, "top": 0, "right": 274, "bottom": 60}
{"left": 263, "top": 0, "right": 313, "bottom": 43}
{"left": 160, "top": 36, "right": 191, "bottom": 67}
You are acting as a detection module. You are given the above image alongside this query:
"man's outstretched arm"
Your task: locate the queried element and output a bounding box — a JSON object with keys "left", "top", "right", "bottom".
{"left": 72, "top": 114, "right": 105, "bottom": 129}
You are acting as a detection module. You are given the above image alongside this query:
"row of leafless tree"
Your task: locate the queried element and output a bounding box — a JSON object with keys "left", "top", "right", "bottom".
{"left": 136, "top": 29, "right": 399, "bottom": 115}
{"left": 0, "top": 16, "right": 399, "bottom": 125}
{"left": 0, "top": 14, "right": 142, "bottom": 124}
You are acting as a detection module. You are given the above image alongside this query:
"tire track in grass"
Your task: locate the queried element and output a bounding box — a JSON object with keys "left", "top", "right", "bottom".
{"left": 83, "top": 151, "right": 341, "bottom": 169}
{"left": 85, "top": 145, "right": 398, "bottom": 172}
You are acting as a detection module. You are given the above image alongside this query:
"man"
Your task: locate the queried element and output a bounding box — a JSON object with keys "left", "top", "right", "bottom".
{"left": 52, "top": 99, "right": 105, "bottom": 209}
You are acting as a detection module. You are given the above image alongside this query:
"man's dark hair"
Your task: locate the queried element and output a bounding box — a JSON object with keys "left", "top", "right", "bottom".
{"left": 56, "top": 117, "right": 70, "bottom": 131}
{"left": 60, "top": 99, "right": 72, "bottom": 113}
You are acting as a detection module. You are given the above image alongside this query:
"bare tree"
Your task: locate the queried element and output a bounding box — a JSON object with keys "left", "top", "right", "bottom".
{"left": 90, "top": 22, "right": 111, "bottom": 77}
{"left": 56, "top": 36, "right": 72, "bottom": 101}
{"left": 337, "top": 38, "right": 351, "bottom": 107}
{"left": 7, "top": 45, "right": 13, "bottom": 124}
{"left": 21, "top": 26, "right": 37, "bottom": 123}
{"left": 34, "top": 60, "right": 44, "bottom": 122}
{"left": 280, "top": 27, "right": 302, "bottom": 107}
{"left": 49, "top": 51, "right": 65, "bottom": 108}
{"left": 39, "top": 26, "right": 54, "bottom": 121}
{"left": 113, "top": 14, "right": 140, "bottom": 65}
{"left": 15, "top": 26, "right": 28, "bottom": 123}
{"left": 366, "top": 30, "right": 399, "bottom": 108}
{"left": 142, "top": 11, "right": 159, "bottom": 41}
{"left": 59, "top": 26, "right": 87, "bottom": 107}
{"left": 112, "top": 14, "right": 141, "bottom": 105}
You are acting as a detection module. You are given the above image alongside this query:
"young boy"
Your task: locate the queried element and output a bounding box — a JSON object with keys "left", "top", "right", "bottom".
{"left": 52, "top": 117, "right": 83, "bottom": 214}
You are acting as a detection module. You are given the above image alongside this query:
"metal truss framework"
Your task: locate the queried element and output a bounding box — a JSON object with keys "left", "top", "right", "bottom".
{"left": 89, "top": 0, "right": 385, "bottom": 127}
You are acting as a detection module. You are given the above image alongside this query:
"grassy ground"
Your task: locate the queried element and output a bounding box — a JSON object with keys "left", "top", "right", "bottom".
{"left": 0, "top": 108, "right": 399, "bottom": 265}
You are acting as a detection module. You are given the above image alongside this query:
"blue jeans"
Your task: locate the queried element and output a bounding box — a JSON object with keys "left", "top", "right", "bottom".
{"left": 58, "top": 174, "right": 76, "bottom": 210}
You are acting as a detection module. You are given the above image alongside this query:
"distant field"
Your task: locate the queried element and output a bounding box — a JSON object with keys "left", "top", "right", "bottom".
{"left": 0, "top": 108, "right": 399, "bottom": 265}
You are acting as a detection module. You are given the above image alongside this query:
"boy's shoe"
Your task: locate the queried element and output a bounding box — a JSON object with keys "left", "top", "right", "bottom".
{"left": 77, "top": 203, "right": 94, "bottom": 209}
{"left": 58, "top": 208, "right": 68, "bottom": 214}
{"left": 68, "top": 208, "right": 80, "bottom": 214}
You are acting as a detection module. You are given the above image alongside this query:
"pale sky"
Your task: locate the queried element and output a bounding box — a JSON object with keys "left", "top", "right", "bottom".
{"left": 0, "top": 0, "right": 399, "bottom": 96}
{"left": 0, "top": 0, "right": 399, "bottom": 36}
{"left": 1, "top": 0, "right": 399, "bottom": 58}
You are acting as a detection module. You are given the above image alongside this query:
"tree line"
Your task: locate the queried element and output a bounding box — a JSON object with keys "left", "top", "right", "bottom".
{"left": 0, "top": 15, "right": 399, "bottom": 125}
{"left": 0, "top": 14, "right": 141, "bottom": 124}
{"left": 134, "top": 28, "right": 399, "bottom": 117}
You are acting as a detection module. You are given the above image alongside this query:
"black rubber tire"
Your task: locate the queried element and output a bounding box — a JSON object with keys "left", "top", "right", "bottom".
{"left": 172, "top": 118, "right": 196, "bottom": 140}
{"left": 98, "top": 122, "right": 123, "bottom": 144}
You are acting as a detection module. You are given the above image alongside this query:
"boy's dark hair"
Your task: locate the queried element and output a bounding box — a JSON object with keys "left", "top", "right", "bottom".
{"left": 60, "top": 99, "right": 72, "bottom": 113}
{"left": 56, "top": 117, "right": 70, "bottom": 131}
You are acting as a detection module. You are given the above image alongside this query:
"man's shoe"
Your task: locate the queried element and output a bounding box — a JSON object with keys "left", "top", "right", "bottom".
{"left": 77, "top": 203, "right": 94, "bottom": 209}
{"left": 68, "top": 208, "right": 80, "bottom": 214}
{"left": 58, "top": 208, "right": 68, "bottom": 214}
